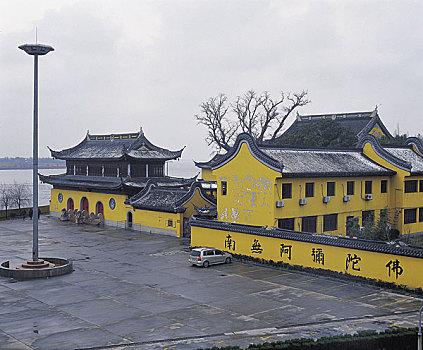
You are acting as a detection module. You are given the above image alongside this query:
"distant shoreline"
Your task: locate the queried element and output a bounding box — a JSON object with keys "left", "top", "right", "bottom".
{"left": 0, "top": 166, "right": 66, "bottom": 171}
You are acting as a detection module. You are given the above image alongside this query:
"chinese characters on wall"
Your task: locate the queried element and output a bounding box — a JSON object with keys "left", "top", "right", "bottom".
{"left": 345, "top": 253, "right": 361, "bottom": 271}
{"left": 386, "top": 259, "right": 403, "bottom": 279}
{"left": 220, "top": 233, "right": 406, "bottom": 282}
{"left": 280, "top": 244, "right": 292, "bottom": 260}
{"left": 311, "top": 248, "right": 324, "bottom": 265}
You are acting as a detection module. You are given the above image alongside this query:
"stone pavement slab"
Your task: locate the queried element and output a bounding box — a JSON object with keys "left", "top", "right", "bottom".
{"left": 0, "top": 216, "right": 422, "bottom": 350}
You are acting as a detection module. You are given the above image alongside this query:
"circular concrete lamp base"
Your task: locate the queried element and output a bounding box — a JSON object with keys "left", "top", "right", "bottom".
{"left": 0, "top": 258, "right": 73, "bottom": 280}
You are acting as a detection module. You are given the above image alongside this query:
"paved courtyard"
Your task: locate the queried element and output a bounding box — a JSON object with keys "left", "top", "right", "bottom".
{"left": 0, "top": 216, "right": 422, "bottom": 350}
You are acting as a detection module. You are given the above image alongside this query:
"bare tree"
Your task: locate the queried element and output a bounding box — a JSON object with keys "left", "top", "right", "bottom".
{"left": 196, "top": 94, "right": 238, "bottom": 152}
{"left": 0, "top": 183, "right": 11, "bottom": 218}
{"left": 196, "top": 90, "right": 310, "bottom": 151}
{"left": 10, "top": 181, "right": 30, "bottom": 210}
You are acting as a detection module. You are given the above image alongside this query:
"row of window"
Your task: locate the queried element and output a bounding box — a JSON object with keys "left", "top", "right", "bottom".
{"left": 404, "top": 208, "right": 423, "bottom": 224}
{"left": 67, "top": 164, "right": 164, "bottom": 177}
{"left": 278, "top": 210, "right": 377, "bottom": 234}
{"left": 278, "top": 214, "right": 338, "bottom": 233}
{"left": 280, "top": 180, "right": 388, "bottom": 199}
{"left": 404, "top": 180, "right": 423, "bottom": 193}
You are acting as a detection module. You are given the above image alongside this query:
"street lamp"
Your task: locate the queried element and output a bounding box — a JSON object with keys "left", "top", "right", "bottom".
{"left": 18, "top": 43, "right": 54, "bottom": 263}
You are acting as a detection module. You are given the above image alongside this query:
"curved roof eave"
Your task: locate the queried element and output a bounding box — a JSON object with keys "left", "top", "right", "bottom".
{"left": 406, "top": 137, "right": 423, "bottom": 156}
{"left": 357, "top": 134, "right": 411, "bottom": 171}
{"left": 207, "top": 133, "right": 284, "bottom": 173}
{"left": 48, "top": 136, "right": 89, "bottom": 160}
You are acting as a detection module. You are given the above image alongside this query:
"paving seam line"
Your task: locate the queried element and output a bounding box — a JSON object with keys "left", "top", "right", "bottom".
{"left": 74, "top": 309, "right": 419, "bottom": 350}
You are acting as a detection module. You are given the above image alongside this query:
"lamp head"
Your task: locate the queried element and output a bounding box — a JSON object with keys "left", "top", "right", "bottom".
{"left": 18, "top": 44, "right": 54, "bottom": 56}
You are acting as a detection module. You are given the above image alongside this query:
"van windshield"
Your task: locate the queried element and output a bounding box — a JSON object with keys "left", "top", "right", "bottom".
{"left": 190, "top": 250, "right": 200, "bottom": 256}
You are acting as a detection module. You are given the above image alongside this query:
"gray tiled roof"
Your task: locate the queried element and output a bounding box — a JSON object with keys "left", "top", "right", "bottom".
{"left": 272, "top": 110, "right": 392, "bottom": 144}
{"left": 195, "top": 133, "right": 395, "bottom": 177}
{"left": 49, "top": 131, "right": 183, "bottom": 161}
{"left": 261, "top": 148, "right": 394, "bottom": 177}
{"left": 123, "top": 176, "right": 197, "bottom": 189}
{"left": 191, "top": 217, "right": 423, "bottom": 259}
{"left": 39, "top": 174, "right": 123, "bottom": 190}
{"left": 127, "top": 182, "right": 216, "bottom": 213}
{"left": 384, "top": 147, "right": 423, "bottom": 174}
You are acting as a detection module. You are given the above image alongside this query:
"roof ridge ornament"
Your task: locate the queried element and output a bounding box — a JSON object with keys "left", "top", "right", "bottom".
{"left": 139, "top": 126, "right": 144, "bottom": 136}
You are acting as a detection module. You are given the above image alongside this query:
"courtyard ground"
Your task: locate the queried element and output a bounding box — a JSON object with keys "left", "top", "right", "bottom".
{"left": 0, "top": 216, "right": 421, "bottom": 350}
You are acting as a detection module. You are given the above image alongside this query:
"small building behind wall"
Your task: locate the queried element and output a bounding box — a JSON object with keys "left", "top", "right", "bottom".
{"left": 126, "top": 181, "right": 216, "bottom": 237}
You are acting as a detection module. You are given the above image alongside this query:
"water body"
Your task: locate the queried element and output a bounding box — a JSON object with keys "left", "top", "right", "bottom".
{"left": 0, "top": 160, "right": 199, "bottom": 208}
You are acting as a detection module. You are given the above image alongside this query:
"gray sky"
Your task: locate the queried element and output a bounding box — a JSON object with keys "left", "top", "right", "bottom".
{"left": 1, "top": 1, "right": 422, "bottom": 165}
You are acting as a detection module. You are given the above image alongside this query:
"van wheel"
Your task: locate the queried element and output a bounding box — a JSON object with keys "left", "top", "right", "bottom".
{"left": 225, "top": 257, "right": 231, "bottom": 264}
{"left": 203, "top": 261, "right": 209, "bottom": 268}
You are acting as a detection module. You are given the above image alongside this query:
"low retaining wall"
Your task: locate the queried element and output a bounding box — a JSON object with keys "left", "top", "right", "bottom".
{"left": 190, "top": 218, "right": 423, "bottom": 290}
{"left": 0, "top": 257, "right": 73, "bottom": 280}
{"left": 0, "top": 205, "right": 49, "bottom": 220}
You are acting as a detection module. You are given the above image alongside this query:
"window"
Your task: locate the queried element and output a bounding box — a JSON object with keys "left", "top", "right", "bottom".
{"left": 404, "top": 208, "right": 417, "bottom": 224}
{"left": 282, "top": 183, "right": 292, "bottom": 199}
{"left": 327, "top": 182, "right": 335, "bottom": 196}
{"left": 167, "top": 219, "right": 173, "bottom": 227}
{"left": 204, "top": 250, "right": 215, "bottom": 256}
{"left": 381, "top": 180, "right": 387, "bottom": 193}
{"left": 347, "top": 181, "right": 354, "bottom": 195}
{"left": 278, "top": 218, "right": 295, "bottom": 230}
{"left": 323, "top": 214, "right": 337, "bottom": 232}
{"left": 419, "top": 208, "right": 423, "bottom": 222}
{"left": 302, "top": 216, "right": 317, "bottom": 233}
{"left": 405, "top": 180, "right": 418, "bottom": 193}
{"left": 420, "top": 180, "right": 423, "bottom": 192}
{"left": 305, "top": 183, "right": 314, "bottom": 197}
{"left": 88, "top": 165, "right": 102, "bottom": 176}
{"left": 365, "top": 181, "right": 372, "bottom": 195}
{"left": 362, "top": 210, "right": 374, "bottom": 225}
{"left": 221, "top": 181, "right": 227, "bottom": 196}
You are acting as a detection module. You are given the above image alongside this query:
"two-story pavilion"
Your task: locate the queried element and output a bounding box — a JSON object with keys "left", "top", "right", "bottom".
{"left": 195, "top": 133, "right": 423, "bottom": 236}
{"left": 42, "top": 129, "right": 214, "bottom": 237}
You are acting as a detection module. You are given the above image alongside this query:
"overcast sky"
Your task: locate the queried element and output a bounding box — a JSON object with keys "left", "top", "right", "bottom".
{"left": 1, "top": 1, "right": 422, "bottom": 169}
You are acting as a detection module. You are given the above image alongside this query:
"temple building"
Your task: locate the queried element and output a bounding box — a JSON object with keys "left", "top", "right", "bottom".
{"left": 42, "top": 129, "right": 215, "bottom": 237}
{"left": 274, "top": 108, "right": 392, "bottom": 143}
{"left": 195, "top": 131, "right": 423, "bottom": 236}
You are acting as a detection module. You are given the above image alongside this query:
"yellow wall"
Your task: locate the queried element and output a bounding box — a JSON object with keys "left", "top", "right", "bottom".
{"left": 213, "top": 142, "right": 279, "bottom": 226}
{"left": 201, "top": 169, "right": 216, "bottom": 182}
{"left": 191, "top": 225, "right": 423, "bottom": 289}
{"left": 132, "top": 208, "right": 183, "bottom": 237}
{"left": 51, "top": 188, "right": 184, "bottom": 236}
{"left": 50, "top": 188, "right": 130, "bottom": 223}
{"left": 182, "top": 188, "right": 213, "bottom": 218}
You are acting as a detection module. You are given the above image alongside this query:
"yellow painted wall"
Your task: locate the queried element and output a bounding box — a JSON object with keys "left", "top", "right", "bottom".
{"left": 274, "top": 176, "right": 392, "bottom": 235}
{"left": 51, "top": 188, "right": 184, "bottom": 236}
{"left": 213, "top": 142, "right": 279, "bottom": 226}
{"left": 182, "top": 188, "right": 213, "bottom": 218}
{"left": 50, "top": 188, "right": 130, "bottom": 223}
{"left": 132, "top": 209, "right": 183, "bottom": 237}
{"left": 362, "top": 141, "right": 414, "bottom": 234}
{"left": 191, "top": 225, "right": 423, "bottom": 289}
{"left": 201, "top": 169, "right": 216, "bottom": 182}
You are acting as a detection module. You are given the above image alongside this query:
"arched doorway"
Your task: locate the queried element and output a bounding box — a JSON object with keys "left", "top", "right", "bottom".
{"left": 67, "top": 198, "right": 74, "bottom": 211}
{"left": 81, "top": 197, "right": 89, "bottom": 213}
{"left": 96, "top": 201, "right": 104, "bottom": 215}
{"left": 127, "top": 211, "right": 133, "bottom": 229}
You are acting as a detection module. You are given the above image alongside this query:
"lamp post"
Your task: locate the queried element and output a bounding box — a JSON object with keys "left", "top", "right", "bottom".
{"left": 18, "top": 43, "right": 54, "bottom": 262}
